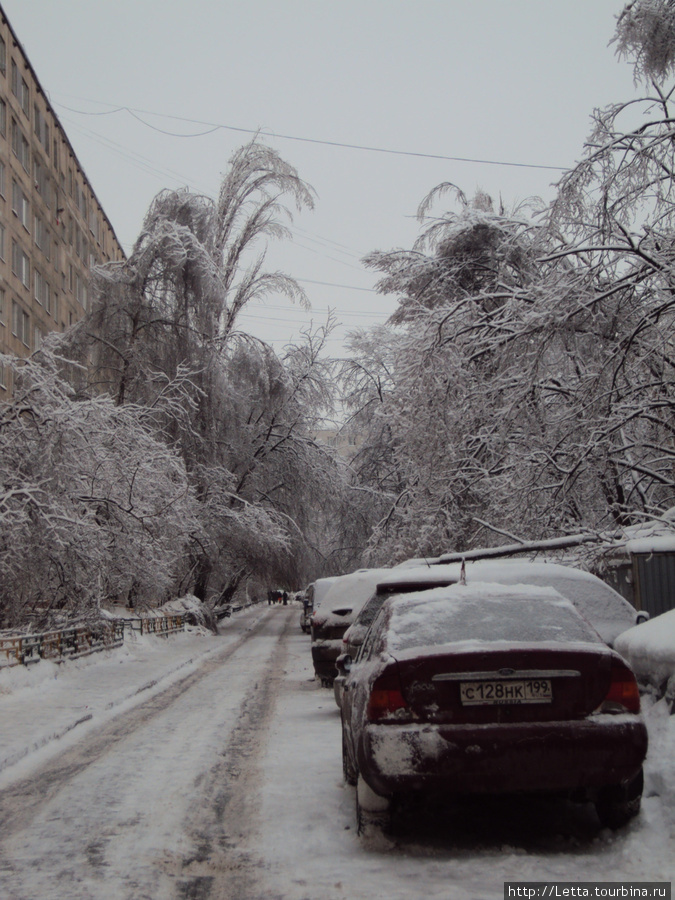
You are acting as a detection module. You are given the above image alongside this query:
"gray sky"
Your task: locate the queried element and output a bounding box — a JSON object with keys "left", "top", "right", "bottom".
{"left": 4, "top": 0, "right": 639, "bottom": 354}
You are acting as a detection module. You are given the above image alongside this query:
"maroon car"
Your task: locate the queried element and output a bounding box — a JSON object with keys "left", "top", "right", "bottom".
{"left": 339, "top": 582, "right": 648, "bottom": 834}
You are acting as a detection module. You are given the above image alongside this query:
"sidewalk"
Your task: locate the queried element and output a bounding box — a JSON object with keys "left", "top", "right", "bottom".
{"left": 0, "top": 606, "right": 265, "bottom": 787}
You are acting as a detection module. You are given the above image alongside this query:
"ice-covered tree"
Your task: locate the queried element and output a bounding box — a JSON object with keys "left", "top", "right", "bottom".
{"left": 0, "top": 345, "right": 199, "bottom": 629}
{"left": 342, "top": 191, "right": 556, "bottom": 561}
{"left": 63, "top": 142, "right": 344, "bottom": 601}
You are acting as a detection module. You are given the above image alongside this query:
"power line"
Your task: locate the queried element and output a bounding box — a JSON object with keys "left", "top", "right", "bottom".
{"left": 61, "top": 115, "right": 372, "bottom": 265}
{"left": 296, "top": 278, "right": 375, "bottom": 293}
{"left": 55, "top": 98, "right": 567, "bottom": 172}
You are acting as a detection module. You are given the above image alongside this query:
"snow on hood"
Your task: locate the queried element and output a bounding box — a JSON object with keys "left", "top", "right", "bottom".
{"left": 615, "top": 609, "right": 675, "bottom": 686}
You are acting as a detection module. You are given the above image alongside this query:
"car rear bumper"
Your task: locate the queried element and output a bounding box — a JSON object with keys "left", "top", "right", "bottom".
{"left": 311, "top": 639, "right": 343, "bottom": 680}
{"left": 359, "top": 716, "right": 648, "bottom": 798}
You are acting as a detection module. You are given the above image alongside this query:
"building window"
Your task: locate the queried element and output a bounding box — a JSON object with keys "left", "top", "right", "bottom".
{"left": 34, "top": 105, "right": 49, "bottom": 152}
{"left": 34, "top": 268, "right": 43, "bottom": 305}
{"left": 75, "top": 273, "right": 88, "bottom": 310}
{"left": 10, "top": 60, "right": 29, "bottom": 115}
{"left": 52, "top": 293, "right": 59, "bottom": 323}
{"left": 0, "top": 99, "right": 5, "bottom": 138}
{"left": 12, "top": 181, "right": 29, "bottom": 230}
{"left": 11, "top": 119, "right": 29, "bottom": 171}
{"left": 34, "top": 270, "right": 51, "bottom": 314}
{"left": 21, "top": 77, "right": 29, "bottom": 116}
{"left": 0, "top": 36, "right": 6, "bottom": 76}
{"left": 0, "top": 365, "right": 6, "bottom": 391}
{"left": 0, "top": 287, "right": 5, "bottom": 325}
{"left": 33, "top": 214, "right": 50, "bottom": 260}
{"left": 11, "top": 241, "right": 30, "bottom": 288}
{"left": 33, "top": 156, "right": 51, "bottom": 209}
{"left": 11, "top": 300, "right": 30, "bottom": 347}
{"left": 0, "top": 222, "right": 4, "bottom": 261}
{"left": 33, "top": 325, "right": 43, "bottom": 351}
{"left": 0, "top": 160, "right": 5, "bottom": 197}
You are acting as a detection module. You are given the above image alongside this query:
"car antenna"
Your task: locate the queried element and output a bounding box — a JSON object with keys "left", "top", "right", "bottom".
{"left": 460, "top": 558, "right": 466, "bottom": 585}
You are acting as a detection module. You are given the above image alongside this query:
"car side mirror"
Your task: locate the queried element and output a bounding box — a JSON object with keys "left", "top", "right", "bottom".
{"left": 635, "top": 611, "right": 650, "bottom": 625}
{"left": 336, "top": 654, "right": 353, "bottom": 674}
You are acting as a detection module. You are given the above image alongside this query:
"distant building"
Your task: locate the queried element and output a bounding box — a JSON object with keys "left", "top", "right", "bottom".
{"left": 313, "top": 428, "right": 363, "bottom": 461}
{"left": 0, "top": 3, "right": 124, "bottom": 396}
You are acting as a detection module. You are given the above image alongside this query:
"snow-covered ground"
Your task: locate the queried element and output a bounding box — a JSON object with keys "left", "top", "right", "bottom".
{"left": 0, "top": 604, "right": 673, "bottom": 899}
{"left": 0, "top": 619, "right": 233, "bottom": 786}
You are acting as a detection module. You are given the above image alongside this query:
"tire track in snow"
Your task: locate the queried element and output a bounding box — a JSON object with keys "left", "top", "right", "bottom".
{"left": 168, "top": 608, "right": 293, "bottom": 900}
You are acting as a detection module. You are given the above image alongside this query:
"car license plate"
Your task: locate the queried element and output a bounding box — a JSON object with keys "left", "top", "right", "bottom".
{"left": 460, "top": 679, "right": 552, "bottom": 705}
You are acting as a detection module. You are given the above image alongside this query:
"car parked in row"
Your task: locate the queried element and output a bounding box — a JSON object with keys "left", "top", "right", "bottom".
{"left": 333, "top": 566, "right": 459, "bottom": 707}
{"left": 333, "top": 558, "right": 646, "bottom": 708}
{"left": 310, "top": 569, "right": 392, "bottom": 687}
{"left": 339, "top": 581, "right": 648, "bottom": 835}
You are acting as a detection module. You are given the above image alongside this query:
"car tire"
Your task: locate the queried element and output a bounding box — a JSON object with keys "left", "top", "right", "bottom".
{"left": 595, "top": 768, "right": 643, "bottom": 830}
{"left": 356, "top": 774, "right": 391, "bottom": 835}
{"left": 342, "top": 730, "right": 357, "bottom": 786}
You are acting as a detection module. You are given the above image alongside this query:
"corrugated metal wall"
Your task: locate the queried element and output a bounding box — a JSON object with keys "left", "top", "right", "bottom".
{"left": 634, "top": 553, "right": 675, "bottom": 618}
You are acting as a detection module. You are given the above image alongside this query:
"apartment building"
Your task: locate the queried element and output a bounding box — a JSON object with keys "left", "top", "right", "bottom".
{"left": 0, "top": 3, "right": 125, "bottom": 396}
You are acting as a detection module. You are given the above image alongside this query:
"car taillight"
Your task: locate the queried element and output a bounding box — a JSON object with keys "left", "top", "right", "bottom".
{"left": 366, "top": 668, "right": 412, "bottom": 722}
{"left": 597, "top": 660, "right": 641, "bottom": 714}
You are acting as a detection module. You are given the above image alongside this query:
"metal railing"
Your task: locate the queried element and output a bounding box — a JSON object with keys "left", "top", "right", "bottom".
{"left": 0, "top": 613, "right": 186, "bottom": 668}
{"left": 123, "top": 615, "right": 185, "bottom": 637}
{"left": 0, "top": 621, "right": 125, "bottom": 668}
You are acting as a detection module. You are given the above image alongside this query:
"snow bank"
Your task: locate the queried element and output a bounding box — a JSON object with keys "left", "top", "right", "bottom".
{"left": 158, "top": 593, "right": 216, "bottom": 633}
{"left": 615, "top": 609, "right": 675, "bottom": 692}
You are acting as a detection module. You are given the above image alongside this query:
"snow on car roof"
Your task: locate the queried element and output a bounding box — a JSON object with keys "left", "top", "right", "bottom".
{"left": 311, "top": 576, "right": 340, "bottom": 608}
{"left": 317, "top": 567, "right": 394, "bottom": 614}
{"left": 455, "top": 559, "right": 635, "bottom": 644}
{"left": 385, "top": 582, "right": 604, "bottom": 654}
{"left": 375, "top": 564, "right": 460, "bottom": 591}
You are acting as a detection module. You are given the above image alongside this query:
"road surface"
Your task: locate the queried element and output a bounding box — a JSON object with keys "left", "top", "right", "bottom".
{"left": 0, "top": 604, "right": 673, "bottom": 900}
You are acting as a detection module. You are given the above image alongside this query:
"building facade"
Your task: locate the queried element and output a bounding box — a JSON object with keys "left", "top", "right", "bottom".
{"left": 0, "top": 3, "right": 124, "bottom": 395}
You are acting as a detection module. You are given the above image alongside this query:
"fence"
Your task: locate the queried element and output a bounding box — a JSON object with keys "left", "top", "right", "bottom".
{"left": 0, "top": 621, "right": 125, "bottom": 668}
{"left": 123, "top": 615, "right": 185, "bottom": 637}
{"left": 0, "top": 614, "right": 185, "bottom": 668}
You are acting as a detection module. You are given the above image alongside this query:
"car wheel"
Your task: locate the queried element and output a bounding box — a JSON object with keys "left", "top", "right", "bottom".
{"left": 342, "top": 730, "right": 357, "bottom": 786}
{"left": 356, "top": 774, "right": 391, "bottom": 835}
{"left": 595, "top": 768, "right": 643, "bottom": 830}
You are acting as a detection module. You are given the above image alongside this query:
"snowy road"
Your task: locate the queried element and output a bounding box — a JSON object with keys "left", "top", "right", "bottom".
{"left": 0, "top": 605, "right": 673, "bottom": 900}
{"left": 0, "top": 606, "right": 291, "bottom": 899}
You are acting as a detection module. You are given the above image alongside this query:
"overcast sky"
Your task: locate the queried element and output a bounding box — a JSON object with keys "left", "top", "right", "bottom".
{"left": 4, "top": 0, "right": 640, "bottom": 354}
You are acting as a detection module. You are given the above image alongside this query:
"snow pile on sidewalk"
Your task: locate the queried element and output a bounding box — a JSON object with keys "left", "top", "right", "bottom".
{"left": 158, "top": 593, "right": 216, "bottom": 633}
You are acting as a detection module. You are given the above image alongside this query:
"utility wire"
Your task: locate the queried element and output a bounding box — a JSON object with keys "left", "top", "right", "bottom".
{"left": 55, "top": 98, "right": 567, "bottom": 172}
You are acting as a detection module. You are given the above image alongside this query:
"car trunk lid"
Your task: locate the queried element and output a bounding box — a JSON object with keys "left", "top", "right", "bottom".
{"left": 395, "top": 645, "right": 612, "bottom": 724}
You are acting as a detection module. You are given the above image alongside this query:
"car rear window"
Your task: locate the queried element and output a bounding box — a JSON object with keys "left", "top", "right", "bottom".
{"left": 387, "top": 583, "right": 602, "bottom": 652}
